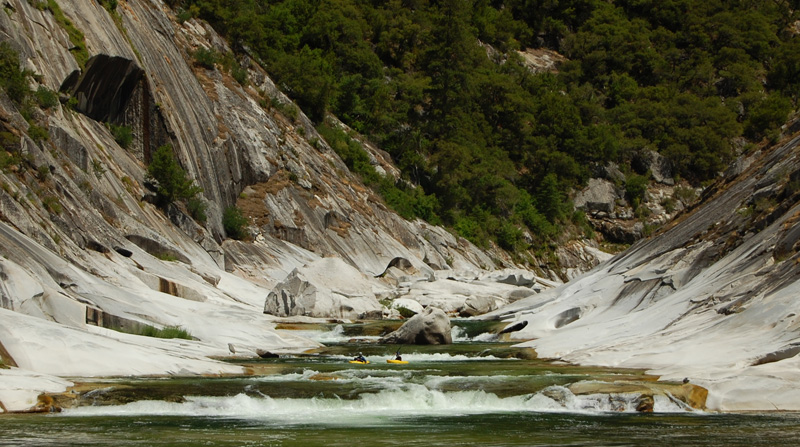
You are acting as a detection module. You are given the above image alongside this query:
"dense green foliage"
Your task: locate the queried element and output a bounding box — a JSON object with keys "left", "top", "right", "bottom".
{"left": 1, "top": 42, "right": 57, "bottom": 151}
{"left": 147, "top": 144, "right": 202, "bottom": 208}
{"left": 222, "top": 206, "right": 248, "bottom": 240}
{"left": 113, "top": 324, "right": 194, "bottom": 340}
{"left": 167, "top": 0, "right": 799, "bottom": 251}
{"left": 0, "top": 42, "right": 30, "bottom": 104}
{"left": 109, "top": 124, "right": 133, "bottom": 149}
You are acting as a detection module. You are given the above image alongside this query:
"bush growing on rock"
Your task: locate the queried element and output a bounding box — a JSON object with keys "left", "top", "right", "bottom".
{"left": 222, "top": 205, "right": 248, "bottom": 240}
{"left": 113, "top": 324, "right": 193, "bottom": 340}
{"left": 146, "top": 144, "right": 202, "bottom": 208}
{"left": 192, "top": 47, "right": 218, "bottom": 69}
{"left": 109, "top": 124, "right": 133, "bottom": 149}
{"left": 187, "top": 197, "right": 207, "bottom": 223}
{"left": 0, "top": 42, "right": 29, "bottom": 104}
{"left": 34, "top": 86, "right": 59, "bottom": 110}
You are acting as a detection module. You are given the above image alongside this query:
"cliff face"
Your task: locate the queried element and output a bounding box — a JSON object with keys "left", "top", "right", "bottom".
{"left": 1, "top": 0, "right": 534, "bottom": 410}
{"left": 487, "top": 128, "right": 800, "bottom": 411}
{"left": 3, "top": 0, "right": 504, "bottom": 276}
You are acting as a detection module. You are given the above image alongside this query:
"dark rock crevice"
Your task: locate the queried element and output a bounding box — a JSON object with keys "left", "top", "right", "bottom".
{"left": 60, "top": 54, "right": 171, "bottom": 164}
{"left": 60, "top": 55, "right": 144, "bottom": 124}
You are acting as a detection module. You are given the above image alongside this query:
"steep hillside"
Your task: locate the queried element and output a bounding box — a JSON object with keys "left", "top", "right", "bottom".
{"left": 486, "top": 126, "right": 800, "bottom": 411}
{"left": 0, "top": 0, "right": 565, "bottom": 411}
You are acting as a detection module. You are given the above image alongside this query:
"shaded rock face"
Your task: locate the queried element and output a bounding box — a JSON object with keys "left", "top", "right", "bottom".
{"left": 61, "top": 55, "right": 143, "bottom": 124}
{"left": 380, "top": 307, "right": 452, "bottom": 344}
{"left": 60, "top": 54, "right": 169, "bottom": 164}
{"left": 633, "top": 149, "right": 673, "bottom": 185}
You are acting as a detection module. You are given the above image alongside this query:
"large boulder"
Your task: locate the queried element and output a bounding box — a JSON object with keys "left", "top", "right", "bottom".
{"left": 379, "top": 307, "right": 452, "bottom": 344}
{"left": 458, "top": 295, "right": 502, "bottom": 317}
{"left": 633, "top": 149, "right": 674, "bottom": 185}
{"left": 264, "top": 257, "right": 384, "bottom": 320}
{"left": 573, "top": 178, "right": 619, "bottom": 213}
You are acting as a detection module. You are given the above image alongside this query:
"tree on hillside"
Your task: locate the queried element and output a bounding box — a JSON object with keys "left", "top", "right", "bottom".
{"left": 147, "top": 144, "right": 202, "bottom": 208}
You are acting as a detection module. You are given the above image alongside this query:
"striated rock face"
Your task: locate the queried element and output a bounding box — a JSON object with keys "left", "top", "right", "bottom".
{"left": 0, "top": 0, "right": 554, "bottom": 411}
{"left": 61, "top": 55, "right": 143, "bottom": 124}
{"left": 264, "top": 257, "right": 384, "bottom": 320}
{"left": 485, "top": 130, "right": 800, "bottom": 411}
{"left": 380, "top": 307, "right": 452, "bottom": 344}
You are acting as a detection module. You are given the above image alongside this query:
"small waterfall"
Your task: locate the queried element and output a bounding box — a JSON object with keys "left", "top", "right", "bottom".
{"left": 63, "top": 383, "right": 692, "bottom": 422}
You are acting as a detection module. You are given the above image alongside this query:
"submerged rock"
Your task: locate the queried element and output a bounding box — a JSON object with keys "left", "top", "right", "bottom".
{"left": 567, "top": 381, "right": 708, "bottom": 411}
{"left": 379, "top": 307, "right": 452, "bottom": 345}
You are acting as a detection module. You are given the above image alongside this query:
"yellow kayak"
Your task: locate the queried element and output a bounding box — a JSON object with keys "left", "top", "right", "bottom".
{"left": 386, "top": 359, "right": 409, "bottom": 364}
{"left": 349, "top": 360, "right": 370, "bottom": 364}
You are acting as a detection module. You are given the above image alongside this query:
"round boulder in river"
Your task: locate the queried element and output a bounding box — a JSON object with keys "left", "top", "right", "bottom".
{"left": 379, "top": 307, "right": 452, "bottom": 344}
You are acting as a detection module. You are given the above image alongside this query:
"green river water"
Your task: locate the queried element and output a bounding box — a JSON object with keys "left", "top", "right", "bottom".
{"left": 1, "top": 323, "right": 799, "bottom": 446}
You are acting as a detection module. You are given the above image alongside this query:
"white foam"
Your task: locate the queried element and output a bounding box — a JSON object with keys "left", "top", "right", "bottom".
{"left": 288, "top": 325, "right": 382, "bottom": 343}
{"left": 344, "top": 353, "right": 517, "bottom": 362}
{"left": 252, "top": 368, "right": 411, "bottom": 385}
{"left": 62, "top": 385, "right": 691, "bottom": 422}
{"left": 451, "top": 326, "right": 498, "bottom": 342}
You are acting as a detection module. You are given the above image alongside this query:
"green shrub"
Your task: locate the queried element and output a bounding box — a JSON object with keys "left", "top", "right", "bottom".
{"left": 222, "top": 205, "right": 248, "bottom": 240}
{"left": 270, "top": 96, "right": 299, "bottom": 122}
{"left": 193, "top": 47, "right": 218, "bottom": 69}
{"left": 1, "top": 150, "right": 18, "bottom": 172}
{"left": 176, "top": 8, "right": 195, "bottom": 24}
{"left": 0, "top": 42, "right": 29, "bottom": 104}
{"left": 28, "top": 123, "right": 49, "bottom": 142}
{"left": 28, "top": 0, "right": 48, "bottom": 10}
{"left": 37, "top": 164, "right": 50, "bottom": 181}
{"left": 572, "top": 210, "right": 595, "bottom": 240}
{"left": 42, "top": 195, "right": 62, "bottom": 214}
{"left": 145, "top": 325, "right": 192, "bottom": 339}
{"left": 397, "top": 306, "right": 417, "bottom": 319}
{"left": 187, "top": 196, "right": 207, "bottom": 223}
{"left": 661, "top": 197, "right": 677, "bottom": 214}
{"left": 674, "top": 186, "right": 697, "bottom": 206}
{"left": 34, "top": 86, "right": 59, "bottom": 109}
{"left": 109, "top": 123, "right": 133, "bottom": 149}
{"left": 91, "top": 159, "right": 106, "bottom": 179}
{"left": 114, "top": 324, "right": 193, "bottom": 340}
{"left": 453, "top": 215, "right": 488, "bottom": 248}
{"left": 231, "top": 64, "right": 249, "bottom": 86}
{"left": 497, "top": 221, "right": 524, "bottom": 251}
{"left": 146, "top": 144, "right": 202, "bottom": 207}
{"left": 45, "top": 0, "right": 88, "bottom": 68}
{"left": 1, "top": 131, "right": 20, "bottom": 151}
{"left": 99, "top": 0, "right": 117, "bottom": 12}
{"left": 65, "top": 96, "right": 79, "bottom": 110}
{"left": 625, "top": 173, "right": 649, "bottom": 210}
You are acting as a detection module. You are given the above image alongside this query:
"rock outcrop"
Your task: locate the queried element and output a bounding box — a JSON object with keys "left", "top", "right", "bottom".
{"left": 264, "top": 257, "right": 384, "bottom": 320}
{"left": 484, "top": 130, "right": 800, "bottom": 411}
{"left": 0, "top": 0, "right": 546, "bottom": 411}
{"left": 574, "top": 178, "right": 619, "bottom": 214}
{"left": 379, "top": 307, "right": 452, "bottom": 344}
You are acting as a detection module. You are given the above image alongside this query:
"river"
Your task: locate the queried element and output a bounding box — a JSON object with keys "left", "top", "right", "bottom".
{"left": 1, "top": 323, "right": 798, "bottom": 446}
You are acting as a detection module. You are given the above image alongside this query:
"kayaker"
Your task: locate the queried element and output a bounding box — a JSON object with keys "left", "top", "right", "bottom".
{"left": 394, "top": 351, "right": 402, "bottom": 361}
{"left": 354, "top": 352, "right": 367, "bottom": 363}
